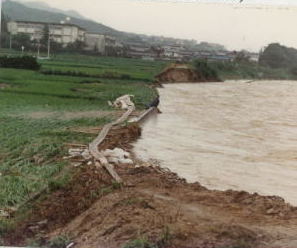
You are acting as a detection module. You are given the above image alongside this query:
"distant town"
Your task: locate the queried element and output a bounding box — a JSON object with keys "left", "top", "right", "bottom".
{"left": 6, "top": 20, "right": 260, "bottom": 62}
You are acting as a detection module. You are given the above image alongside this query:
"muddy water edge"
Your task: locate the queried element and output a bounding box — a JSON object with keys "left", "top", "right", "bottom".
{"left": 133, "top": 80, "right": 297, "bottom": 205}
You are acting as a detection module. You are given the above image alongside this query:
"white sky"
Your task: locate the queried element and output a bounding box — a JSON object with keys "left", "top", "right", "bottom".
{"left": 14, "top": 0, "right": 297, "bottom": 51}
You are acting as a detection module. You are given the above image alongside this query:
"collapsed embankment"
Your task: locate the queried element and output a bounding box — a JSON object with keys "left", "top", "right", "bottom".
{"left": 155, "top": 63, "right": 221, "bottom": 83}
{"left": 4, "top": 115, "right": 297, "bottom": 248}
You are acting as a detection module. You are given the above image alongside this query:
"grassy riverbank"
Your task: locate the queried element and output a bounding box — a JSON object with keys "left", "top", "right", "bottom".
{"left": 0, "top": 54, "right": 164, "bottom": 232}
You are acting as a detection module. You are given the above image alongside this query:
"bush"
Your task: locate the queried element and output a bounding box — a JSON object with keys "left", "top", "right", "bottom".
{"left": 0, "top": 56, "right": 41, "bottom": 70}
{"left": 193, "top": 59, "right": 220, "bottom": 80}
{"left": 40, "top": 69, "right": 148, "bottom": 81}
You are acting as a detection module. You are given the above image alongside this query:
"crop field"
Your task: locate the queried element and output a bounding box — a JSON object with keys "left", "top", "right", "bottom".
{"left": 0, "top": 53, "right": 164, "bottom": 229}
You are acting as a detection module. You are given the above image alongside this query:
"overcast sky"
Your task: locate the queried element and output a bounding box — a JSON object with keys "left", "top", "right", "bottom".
{"left": 15, "top": 0, "right": 297, "bottom": 51}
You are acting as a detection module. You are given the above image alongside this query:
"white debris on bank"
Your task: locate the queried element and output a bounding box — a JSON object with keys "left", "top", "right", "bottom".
{"left": 0, "top": 209, "right": 10, "bottom": 218}
{"left": 103, "top": 148, "right": 133, "bottom": 165}
{"left": 108, "top": 94, "right": 135, "bottom": 110}
{"left": 67, "top": 147, "right": 133, "bottom": 167}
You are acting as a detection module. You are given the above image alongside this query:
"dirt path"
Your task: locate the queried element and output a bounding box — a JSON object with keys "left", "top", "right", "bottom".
{"left": 14, "top": 164, "right": 295, "bottom": 248}
{"left": 139, "top": 188, "right": 297, "bottom": 248}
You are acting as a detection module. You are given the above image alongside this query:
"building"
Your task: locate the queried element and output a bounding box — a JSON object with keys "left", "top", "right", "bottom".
{"left": 7, "top": 20, "right": 85, "bottom": 45}
{"left": 247, "top": 52, "right": 260, "bottom": 63}
{"left": 85, "top": 33, "right": 122, "bottom": 55}
{"left": 194, "top": 50, "right": 235, "bottom": 62}
{"left": 84, "top": 33, "right": 105, "bottom": 53}
{"left": 163, "top": 44, "right": 184, "bottom": 60}
{"left": 125, "top": 41, "right": 155, "bottom": 59}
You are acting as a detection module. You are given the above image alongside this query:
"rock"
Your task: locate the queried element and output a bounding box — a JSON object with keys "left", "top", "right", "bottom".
{"left": 95, "top": 162, "right": 102, "bottom": 168}
{"left": 66, "top": 242, "right": 75, "bottom": 248}
{"left": 37, "top": 219, "right": 48, "bottom": 226}
{"left": 82, "top": 149, "right": 92, "bottom": 160}
{"left": 108, "top": 157, "right": 120, "bottom": 164}
{"left": 119, "top": 159, "right": 133, "bottom": 165}
{"left": 103, "top": 149, "right": 116, "bottom": 157}
{"left": 266, "top": 208, "right": 278, "bottom": 215}
{"left": 124, "top": 151, "right": 131, "bottom": 158}
{"left": 0, "top": 209, "right": 10, "bottom": 218}
{"left": 113, "top": 148, "right": 126, "bottom": 157}
{"left": 72, "top": 162, "right": 82, "bottom": 167}
{"left": 69, "top": 148, "right": 84, "bottom": 157}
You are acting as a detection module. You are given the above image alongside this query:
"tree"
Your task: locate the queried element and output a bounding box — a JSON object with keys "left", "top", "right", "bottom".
{"left": 66, "top": 40, "right": 85, "bottom": 52}
{"left": 12, "top": 33, "right": 32, "bottom": 50}
{"left": 259, "top": 43, "right": 297, "bottom": 69}
{"left": 1, "top": 10, "right": 10, "bottom": 48}
{"left": 234, "top": 51, "right": 251, "bottom": 63}
{"left": 41, "top": 24, "right": 50, "bottom": 46}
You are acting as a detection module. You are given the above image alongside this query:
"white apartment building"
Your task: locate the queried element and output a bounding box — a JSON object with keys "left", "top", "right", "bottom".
{"left": 84, "top": 33, "right": 106, "bottom": 53}
{"left": 7, "top": 21, "right": 86, "bottom": 45}
{"left": 85, "top": 32, "right": 121, "bottom": 55}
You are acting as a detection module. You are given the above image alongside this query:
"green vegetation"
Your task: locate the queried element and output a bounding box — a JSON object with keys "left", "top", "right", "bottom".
{"left": 0, "top": 53, "right": 162, "bottom": 224}
{"left": 46, "top": 235, "right": 73, "bottom": 248}
{"left": 198, "top": 60, "right": 297, "bottom": 80}
{"left": 123, "top": 227, "right": 171, "bottom": 248}
{"left": 193, "top": 59, "right": 220, "bottom": 81}
{"left": 259, "top": 43, "right": 297, "bottom": 69}
{"left": 0, "top": 56, "right": 40, "bottom": 70}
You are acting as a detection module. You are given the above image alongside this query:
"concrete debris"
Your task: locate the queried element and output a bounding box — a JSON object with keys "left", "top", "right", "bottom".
{"left": 72, "top": 162, "right": 83, "bottom": 167}
{"left": 69, "top": 148, "right": 85, "bottom": 158}
{"left": 103, "top": 148, "right": 130, "bottom": 159}
{"left": 81, "top": 149, "right": 92, "bottom": 160}
{"left": 0, "top": 209, "right": 10, "bottom": 218}
{"left": 66, "top": 242, "right": 75, "bottom": 248}
{"left": 102, "top": 148, "right": 133, "bottom": 165}
{"left": 67, "top": 147, "right": 133, "bottom": 167}
{"left": 109, "top": 95, "right": 135, "bottom": 110}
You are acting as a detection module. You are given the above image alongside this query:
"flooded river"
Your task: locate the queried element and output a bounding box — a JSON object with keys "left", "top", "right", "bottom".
{"left": 133, "top": 81, "right": 297, "bottom": 205}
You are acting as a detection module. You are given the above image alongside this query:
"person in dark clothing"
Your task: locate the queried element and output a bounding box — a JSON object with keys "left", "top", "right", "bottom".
{"left": 149, "top": 96, "right": 160, "bottom": 108}
{"left": 146, "top": 96, "right": 162, "bottom": 113}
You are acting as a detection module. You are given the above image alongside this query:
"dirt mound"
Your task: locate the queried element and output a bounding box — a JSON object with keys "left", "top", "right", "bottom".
{"left": 155, "top": 64, "right": 220, "bottom": 83}
{"left": 100, "top": 123, "right": 142, "bottom": 151}
{"left": 4, "top": 165, "right": 113, "bottom": 245}
{"left": 6, "top": 163, "right": 297, "bottom": 248}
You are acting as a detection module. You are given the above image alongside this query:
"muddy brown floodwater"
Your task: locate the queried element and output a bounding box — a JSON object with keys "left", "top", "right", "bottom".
{"left": 134, "top": 81, "right": 297, "bottom": 206}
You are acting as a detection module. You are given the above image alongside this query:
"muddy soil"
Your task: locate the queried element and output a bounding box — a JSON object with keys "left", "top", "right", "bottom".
{"left": 155, "top": 64, "right": 220, "bottom": 83}
{"left": 4, "top": 122, "right": 297, "bottom": 248}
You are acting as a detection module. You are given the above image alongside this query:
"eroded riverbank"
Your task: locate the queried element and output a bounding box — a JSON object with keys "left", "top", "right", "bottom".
{"left": 134, "top": 80, "right": 297, "bottom": 205}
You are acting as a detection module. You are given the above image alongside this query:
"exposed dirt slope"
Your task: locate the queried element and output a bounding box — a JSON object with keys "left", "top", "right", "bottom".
{"left": 4, "top": 124, "right": 297, "bottom": 248}
{"left": 155, "top": 64, "right": 220, "bottom": 83}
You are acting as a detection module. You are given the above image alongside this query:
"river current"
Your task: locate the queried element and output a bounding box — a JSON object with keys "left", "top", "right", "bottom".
{"left": 134, "top": 81, "right": 297, "bottom": 205}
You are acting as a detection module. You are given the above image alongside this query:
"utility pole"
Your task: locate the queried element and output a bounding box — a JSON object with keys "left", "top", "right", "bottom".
{"left": 9, "top": 32, "right": 11, "bottom": 49}
{"left": 37, "top": 42, "right": 40, "bottom": 58}
{"left": 0, "top": 0, "right": 3, "bottom": 49}
{"left": 47, "top": 30, "right": 50, "bottom": 58}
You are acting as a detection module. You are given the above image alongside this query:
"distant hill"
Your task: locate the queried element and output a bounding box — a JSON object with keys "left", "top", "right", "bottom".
{"left": 14, "top": 0, "right": 89, "bottom": 20}
{"left": 2, "top": 0, "right": 226, "bottom": 50}
{"left": 3, "top": 0, "right": 139, "bottom": 42}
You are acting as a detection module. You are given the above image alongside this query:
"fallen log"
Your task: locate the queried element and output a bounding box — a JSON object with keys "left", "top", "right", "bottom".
{"left": 89, "top": 96, "right": 136, "bottom": 183}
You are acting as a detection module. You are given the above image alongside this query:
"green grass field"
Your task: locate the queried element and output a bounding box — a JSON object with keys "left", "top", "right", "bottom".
{"left": 0, "top": 53, "right": 165, "bottom": 222}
